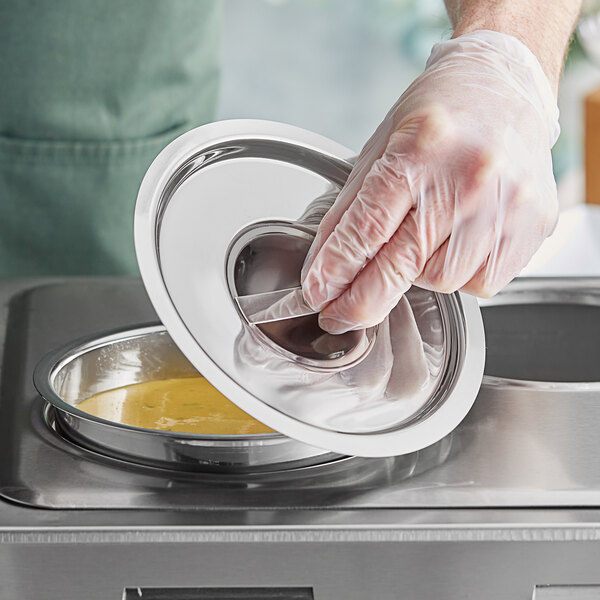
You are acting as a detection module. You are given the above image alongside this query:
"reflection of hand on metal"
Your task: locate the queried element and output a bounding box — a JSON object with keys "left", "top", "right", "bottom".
{"left": 387, "top": 296, "right": 432, "bottom": 399}
{"left": 338, "top": 297, "right": 431, "bottom": 421}
{"left": 233, "top": 287, "right": 443, "bottom": 433}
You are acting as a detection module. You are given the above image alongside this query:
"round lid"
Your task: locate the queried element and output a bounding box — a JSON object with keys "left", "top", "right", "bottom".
{"left": 134, "top": 119, "right": 485, "bottom": 457}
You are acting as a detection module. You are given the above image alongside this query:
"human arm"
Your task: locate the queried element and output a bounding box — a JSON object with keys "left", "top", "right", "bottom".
{"left": 448, "top": 0, "right": 581, "bottom": 94}
{"left": 301, "top": 0, "right": 582, "bottom": 334}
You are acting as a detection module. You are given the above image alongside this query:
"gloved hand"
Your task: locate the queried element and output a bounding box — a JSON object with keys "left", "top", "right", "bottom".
{"left": 301, "top": 30, "right": 560, "bottom": 334}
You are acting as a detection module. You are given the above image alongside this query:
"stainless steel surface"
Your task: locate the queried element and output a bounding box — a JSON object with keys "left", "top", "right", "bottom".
{"left": 134, "top": 120, "right": 485, "bottom": 455}
{"left": 34, "top": 325, "right": 339, "bottom": 473}
{"left": 235, "top": 287, "right": 317, "bottom": 324}
{"left": 1, "top": 280, "right": 450, "bottom": 509}
{"left": 3, "top": 531, "right": 600, "bottom": 600}
{"left": 1, "top": 277, "right": 600, "bottom": 600}
{"left": 2, "top": 277, "right": 600, "bottom": 510}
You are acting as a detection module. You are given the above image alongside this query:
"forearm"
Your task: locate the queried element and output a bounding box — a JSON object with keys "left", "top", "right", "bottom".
{"left": 445, "top": 0, "right": 582, "bottom": 95}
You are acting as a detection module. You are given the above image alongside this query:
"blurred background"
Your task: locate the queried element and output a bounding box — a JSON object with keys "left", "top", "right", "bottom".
{"left": 2, "top": 0, "right": 599, "bottom": 278}
{"left": 218, "top": 0, "right": 600, "bottom": 206}
{"left": 215, "top": 0, "right": 600, "bottom": 277}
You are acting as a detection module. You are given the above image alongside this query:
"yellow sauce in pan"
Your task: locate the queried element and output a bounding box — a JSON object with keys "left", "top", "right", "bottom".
{"left": 76, "top": 376, "right": 275, "bottom": 435}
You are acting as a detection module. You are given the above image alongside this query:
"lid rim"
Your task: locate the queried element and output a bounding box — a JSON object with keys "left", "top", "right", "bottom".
{"left": 134, "top": 120, "right": 485, "bottom": 457}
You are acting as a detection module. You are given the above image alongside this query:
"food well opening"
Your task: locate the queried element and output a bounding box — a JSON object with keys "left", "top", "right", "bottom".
{"left": 482, "top": 301, "right": 600, "bottom": 383}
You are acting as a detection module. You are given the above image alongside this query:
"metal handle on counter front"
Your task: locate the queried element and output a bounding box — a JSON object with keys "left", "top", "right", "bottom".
{"left": 533, "top": 585, "right": 600, "bottom": 599}
{"left": 123, "top": 587, "right": 315, "bottom": 599}
{"left": 235, "top": 287, "right": 317, "bottom": 324}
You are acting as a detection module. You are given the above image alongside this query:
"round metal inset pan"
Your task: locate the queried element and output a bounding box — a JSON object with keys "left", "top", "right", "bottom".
{"left": 33, "top": 325, "right": 340, "bottom": 473}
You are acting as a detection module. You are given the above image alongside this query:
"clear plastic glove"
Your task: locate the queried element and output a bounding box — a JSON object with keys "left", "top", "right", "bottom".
{"left": 301, "top": 30, "right": 560, "bottom": 334}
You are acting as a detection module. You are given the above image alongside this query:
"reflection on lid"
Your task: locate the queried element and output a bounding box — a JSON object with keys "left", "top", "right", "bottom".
{"left": 233, "top": 286, "right": 446, "bottom": 434}
{"left": 226, "top": 215, "right": 447, "bottom": 434}
{"left": 259, "top": 314, "right": 364, "bottom": 361}
{"left": 228, "top": 223, "right": 376, "bottom": 371}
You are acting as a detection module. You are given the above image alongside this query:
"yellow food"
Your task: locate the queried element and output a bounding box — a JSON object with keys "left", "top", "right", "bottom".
{"left": 76, "top": 376, "right": 274, "bottom": 435}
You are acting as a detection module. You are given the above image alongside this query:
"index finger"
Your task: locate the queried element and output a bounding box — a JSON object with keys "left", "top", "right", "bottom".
{"left": 301, "top": 144, "right": 414, "bottom": 311}
{"left": 300, "top": 115, "right": 396, "bottom": 281}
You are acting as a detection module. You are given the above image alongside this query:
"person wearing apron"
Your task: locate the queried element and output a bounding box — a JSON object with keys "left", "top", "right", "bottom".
{"left": 1, "top": 0, "right": 582, "bottom": 333}
{"left": 0, "top": 0, "right": 220, "bottom": 277}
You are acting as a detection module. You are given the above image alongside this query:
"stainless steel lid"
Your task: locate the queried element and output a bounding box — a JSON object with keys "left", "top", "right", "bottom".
{"left": 134, "top": 119, "right": 485, "bottom": 457}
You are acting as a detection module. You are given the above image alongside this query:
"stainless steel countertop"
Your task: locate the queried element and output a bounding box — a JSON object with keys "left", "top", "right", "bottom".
{"left": 1, "top": 277, "right": 600, "bottom": 544}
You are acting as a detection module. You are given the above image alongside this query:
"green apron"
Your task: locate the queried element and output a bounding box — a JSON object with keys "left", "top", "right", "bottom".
{"left": 0, "top": 0, "right": 220, "bottom": 277}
